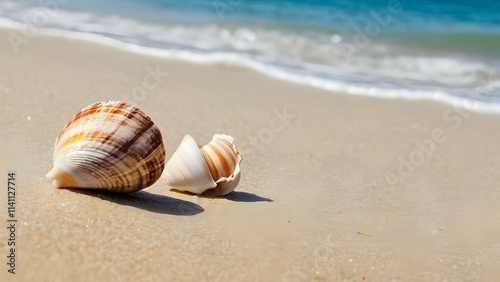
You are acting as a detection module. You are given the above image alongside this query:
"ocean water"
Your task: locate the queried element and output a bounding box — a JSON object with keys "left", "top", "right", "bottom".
{"left": 1, "top": 0, "right": 500, "bottom": 111}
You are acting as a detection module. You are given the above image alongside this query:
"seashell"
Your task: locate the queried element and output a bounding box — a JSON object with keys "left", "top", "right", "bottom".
{"left": 162, "top": 134, "right": 242, "bottom": 195}
{"left": 46, "top": 101, "right": 166, "bottom": 193}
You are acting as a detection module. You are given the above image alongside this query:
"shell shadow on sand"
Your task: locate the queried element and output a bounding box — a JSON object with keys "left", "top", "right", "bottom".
{"left": 225, "top": 191, "right": 273, "bottom": 202}
{"left": 170, "top": 190, "right": 273, "bottom": 203}
{"left": 67, "top": 188, "right": 204, "bottom": 216}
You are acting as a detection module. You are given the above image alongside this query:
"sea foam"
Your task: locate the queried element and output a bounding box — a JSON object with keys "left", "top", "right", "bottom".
{"left": 1, "top": 0, "right": 500, "bottom": 114}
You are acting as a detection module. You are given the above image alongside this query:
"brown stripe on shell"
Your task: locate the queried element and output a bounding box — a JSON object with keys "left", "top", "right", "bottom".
{"left": 144, "top": 132, "right": 164, "bottom": 158}
{"left": 106, "top": 108, "right": 161, "bottom": 190}
{"left": 200, "top": 136, "right": 243, "bottom": 183}
{"left": 210, "top": 144, "right": 231, "bottom": 178}
{"left": 106, "top": 111, "right": 162, "bottom": 190}
{"left": 220, "top": 139, "right": 239, "bottom": 154}
{"left": 57, "top": 131, "right": 85, "bottom": 154}
{"left": 201, "top": 147, "right": 219, "bottom": 181}
{"left": 101, "top": 109, "right": 137, "bottom": 143}
{"left": 145, "top": 158, "right": 162, "bottom": 187}
{"left": 116, "top": 111, "right": 153, "bottom": 154}
{"left": 115, "top": 121, "right": 157, "bottom": 188}
{"left": 102, "top": 104, "right": 136, "bottom": 143}
{"left": 55, "top": 101, "right": 129, "bottom": 149}
{"left": 55, "top": 101, "right": 115, "bottom": 143}
{"left": 218, "top": 140, "right": 238, "bottom": 168}
{"left": 50, "top": 101, "right": 165, "bottom": 193}
{"left": 55, "top": 107, "right": 133, "bottom": 158}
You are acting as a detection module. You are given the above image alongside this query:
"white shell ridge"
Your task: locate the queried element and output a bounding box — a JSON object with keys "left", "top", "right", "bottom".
{"left": 162, "top": 135, "right": 217, "bottom": 194}
{"left": 46, "top": 101, "right": 166, "bottom": 193}
{"left": 162, "top": 134, "right": 242, "bottom": 195}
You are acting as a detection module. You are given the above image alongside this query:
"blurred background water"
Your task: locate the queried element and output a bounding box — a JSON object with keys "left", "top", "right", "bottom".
{"left": 1, "top": 0, "right": 500, "bottom": 110}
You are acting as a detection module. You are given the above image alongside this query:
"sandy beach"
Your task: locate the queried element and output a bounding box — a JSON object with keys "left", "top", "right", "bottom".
{"left": 1, "top": 26, "right": 500, "bottom": 281}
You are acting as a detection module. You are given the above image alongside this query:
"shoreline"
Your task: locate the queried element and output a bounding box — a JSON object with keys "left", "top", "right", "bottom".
{"left": 1, "top": 26, "right": 500, "bottom": 281}
{"left": 2, "top": 22, "right": 500, "bottom": 115}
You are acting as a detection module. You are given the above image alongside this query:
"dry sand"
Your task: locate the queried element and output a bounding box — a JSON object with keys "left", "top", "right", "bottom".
{"left": 1, "top": 27, "right": 500, "bottom": 281}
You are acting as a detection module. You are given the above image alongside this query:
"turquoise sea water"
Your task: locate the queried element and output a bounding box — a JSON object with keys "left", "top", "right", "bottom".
{"left": 1, "top": 0, "right": 499, "bottom": 111}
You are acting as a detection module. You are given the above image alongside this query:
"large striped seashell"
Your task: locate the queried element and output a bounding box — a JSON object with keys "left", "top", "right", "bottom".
{"left": 162, "top": 134, "right": 242, "bottom": 195}
{"left": 46, "top": 101, "right": 166, "bottom": 193}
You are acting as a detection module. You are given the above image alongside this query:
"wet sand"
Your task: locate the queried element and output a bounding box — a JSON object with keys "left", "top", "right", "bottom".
{"left": 1, "top": 27, "right": 500, "bottom": 281}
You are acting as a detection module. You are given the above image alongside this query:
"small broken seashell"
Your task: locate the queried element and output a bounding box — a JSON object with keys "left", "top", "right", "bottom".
{"left": 162, "top": 134, "right": 242, "bottom": 195}
{"left": 46, "top": 101, "right": 166, "bottom": 193}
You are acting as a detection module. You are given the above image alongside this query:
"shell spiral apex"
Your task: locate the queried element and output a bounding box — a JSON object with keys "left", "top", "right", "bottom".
{"left": 162, "top": 134, "right": 242, "bottom": 195}
{"left": 46, "top": 101, "right": 166, "bottom": 193}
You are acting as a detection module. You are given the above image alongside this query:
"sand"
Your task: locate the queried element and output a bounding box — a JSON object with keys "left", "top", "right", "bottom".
{"left": 1, "top": 27, "right": 500, "bottom": 281}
